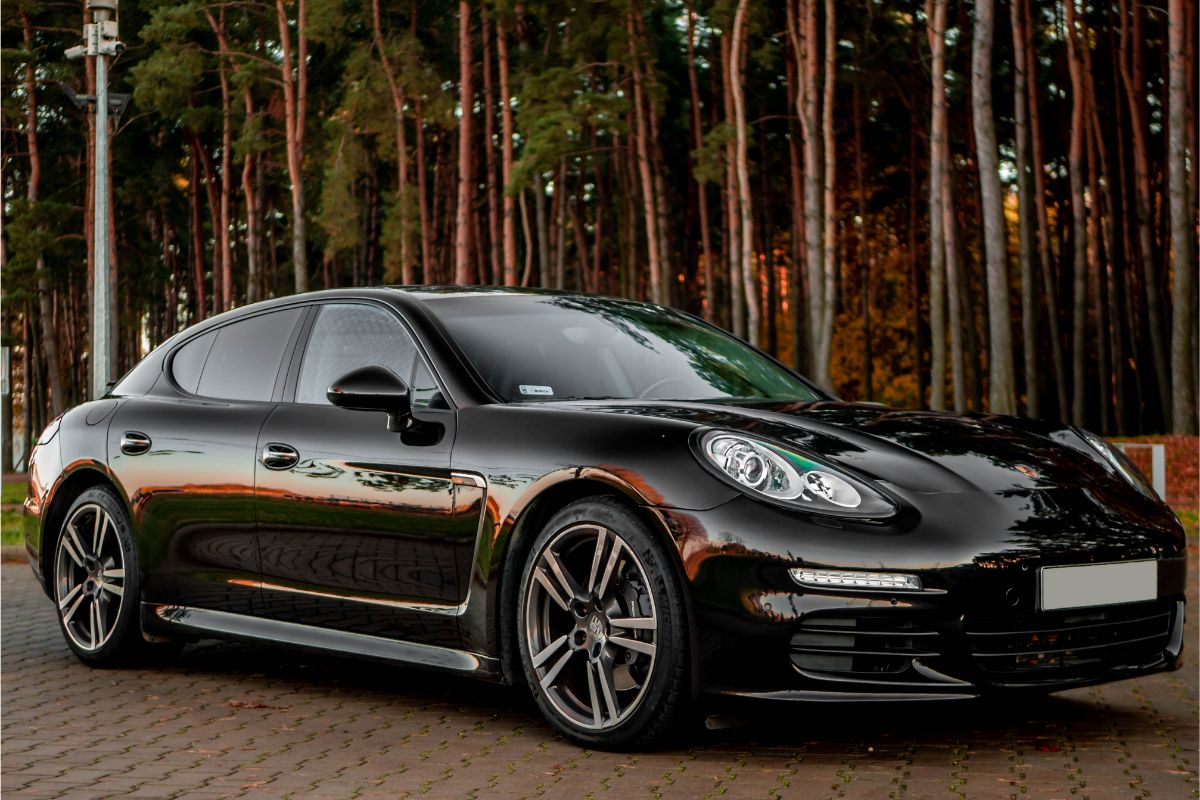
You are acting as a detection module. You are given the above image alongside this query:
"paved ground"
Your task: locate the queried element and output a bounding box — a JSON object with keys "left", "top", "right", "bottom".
{"left": 2, "top": 558, "right": 1196, "bottom": 800}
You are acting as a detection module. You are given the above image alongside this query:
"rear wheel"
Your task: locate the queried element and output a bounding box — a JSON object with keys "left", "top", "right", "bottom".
{"left": 52, "top": 486, "right": 172, "bottom": 665}
{"left": 517, "top": 497, "right": 690, "bottom": 749}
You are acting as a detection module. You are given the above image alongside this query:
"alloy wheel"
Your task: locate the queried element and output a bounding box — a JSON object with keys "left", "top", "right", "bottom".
{"left": 523, "top": 523, "right": 658, "bottom": 730}
{"left": 54, "top": 503, "right": 126, "bottom": 652}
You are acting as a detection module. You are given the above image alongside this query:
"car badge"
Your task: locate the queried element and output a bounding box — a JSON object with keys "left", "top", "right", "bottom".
{"left": 1014, "top": 464, "right": 1040, "bottom": 479}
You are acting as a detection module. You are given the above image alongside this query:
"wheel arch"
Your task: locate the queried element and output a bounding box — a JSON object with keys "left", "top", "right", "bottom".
{"left": 38, "top": 464, "right": 128, "bottom": 595}
{"left": 495, "top": 473, "right": 697, "bottom": 692}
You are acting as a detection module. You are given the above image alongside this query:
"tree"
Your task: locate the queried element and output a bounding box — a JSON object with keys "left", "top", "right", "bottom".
{"left": 926, "top": 0, "right": 948, "bottom": 411}
{"left": 971, "top": 0, "right": 1015, "bottom": 415}
{"left": 1168, "top": 0, "right": 1197, "bottom": 433}
{"left": 1010, "top": 0, "right": 1037, "bottom": 417}
{"left": 276, "top": 0, "right": 309, "bottom": 294}
{"left": 729, "top": 0, "right": 756, "bottom": 347}
{"left": 454, "top": 0, "right": 474, "bottom": 284}
{"left": 3, "top": 0, "right": 1195, "bottom": 443}
{"left": 19, "top": 10, "right": 64, "bottom": 414}
{"left": 1064, "top": 0, "right": 1089, "bottom": 426}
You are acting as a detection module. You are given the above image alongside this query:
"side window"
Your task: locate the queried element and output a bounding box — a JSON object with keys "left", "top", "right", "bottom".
{"left": 195, "top": 308, "right": 304, "bottom": 401}
{"left": 170, "top": 330, "right": 216, "bottom": 394}
{"left": 410, "top": 359, "right": 448, "bottom": 410}
{"left": 295, "top": 304, "right": 417, "bottom": 405}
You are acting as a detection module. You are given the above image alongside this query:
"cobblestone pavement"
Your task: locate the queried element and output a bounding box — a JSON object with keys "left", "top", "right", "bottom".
{"left": 3, "top": 558, "right": 1196, "bottom": 800}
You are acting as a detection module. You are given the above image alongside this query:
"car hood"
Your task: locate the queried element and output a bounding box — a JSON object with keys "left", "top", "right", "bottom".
{"left": 556, "top": 398, "right": 1138, "bottom": 499}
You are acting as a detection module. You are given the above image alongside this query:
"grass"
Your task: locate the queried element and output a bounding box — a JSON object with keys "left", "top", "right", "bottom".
{"left": 1, "top": 508, "right": 24, "bottom": 545}
{"left": 1, "top": 480, "right": 24, "bottom": 545}
{"left": 2, "top": 481, "right": 25, "bottom": 506}
{"left": 1176, "top": 508, "right": 1199, "bottom": 539}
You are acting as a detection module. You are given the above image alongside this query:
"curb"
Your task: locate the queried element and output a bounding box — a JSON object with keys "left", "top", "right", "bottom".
{"left": 1, "top": 545, "right": 27, "bottom": 563}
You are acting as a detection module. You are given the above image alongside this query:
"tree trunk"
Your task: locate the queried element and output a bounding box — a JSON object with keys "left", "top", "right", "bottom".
{"left": 21, "top": 12, "right": 65, "bottom": 415}
{"left": 1118, "top": 0, "right": 1171, "bottom": 424}
{"left": 371, "top": 0, "right": 412, "bottom": 283}
{"left": 785, "top": 1, "right": 807, "bottom": 370}
{"left": 926, "top": 0, "right": 948, "bottom": 411}
{"left": 1085, "top": 95, "right": 1111, "bottom": 434}
{"left": 818, "top": 0, "right": 836, "bottom": 379}
{"left": 242, "top": 87, "right": 261, "bottom": 304}
{"left": 519, "top": 189, "right": 534, "bottom": 286}
{"left": 721, "top": 33, "right": 743, "bottom": 337}
{"left": 685, "top": 3, "right": 715, "bottom": 320}
{"left": 555, "top": 160, "right": 568, "bottom": 289}
{"left": 1024, "top": 0, "right": 1068, "bottom": 419}
{"left": 215, "top": 14, "right": 233, "bottom": 311}
{"left": 481, "top": 10, "right": 500, "bottom": 286}
{"left": 1010, "top": 0, "right": 1037, "bottom": 417}
{"left": 415, "top": 95, "right": 432, "bottom": 282}
{"left": 730, "top": 0, "right": 757, "bottom": 347}
{"left": 798, "top": 0, "right": 829, "bottom": 387}
{"left": 454, "top": 0, "right": 474, "bottom": 284}
{"left": 1168, "top": 0, "right": 1197, "bottom": 432}
{"left": 189, "top": 141, "right": 207, "bottom": 321}
{"left": 943, "top": 150, "right": 966, "bottom": 412}
{"left": 534, "top": 171, "right": 550, "bottom": 287}
{"left": 497, "top": 18, "right": 517, "bottom": 286}
{"left": 276, "top": 0, "right": 308, "bottom": 294}
{"left": 627, "top": 9, "right": 665, "bottom": 306}
{"left": 1065, "top": 0, "right": 1089, "bottom": 426}
{"left": 971, "top": 0, "right": 1016, "bottom": 415}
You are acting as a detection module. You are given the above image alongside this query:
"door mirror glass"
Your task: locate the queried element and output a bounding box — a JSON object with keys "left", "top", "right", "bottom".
{"left": 327, "top": 365, "right": 412, "bottom": 432}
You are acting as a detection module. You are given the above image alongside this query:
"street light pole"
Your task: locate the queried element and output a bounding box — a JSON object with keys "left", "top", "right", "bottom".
{"left": 66, "top": 0, "right": 124, "bottom": 400}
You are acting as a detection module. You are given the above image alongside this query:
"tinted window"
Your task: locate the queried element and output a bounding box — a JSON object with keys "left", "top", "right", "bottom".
{"left": 296, "top": 304, "right": 417, "bottom": 405}
{"left": 425, "top": 295, "right": 819, "bottom": 403}
{"left": 170, "top": 330, "right": 216, "bottom": 394}
{"left": 410, "top": 359, "right": 448, "bottom": 410}
{"left": 195, "top": 308, "right": 303, "bottom": 401}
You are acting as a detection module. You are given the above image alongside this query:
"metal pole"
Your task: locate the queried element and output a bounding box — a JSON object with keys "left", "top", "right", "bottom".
{"left": 92, "top": 27, "right": 110, "bottom": 399}
{"left": 69, "top": 1, "right": 120, "bottom": 399}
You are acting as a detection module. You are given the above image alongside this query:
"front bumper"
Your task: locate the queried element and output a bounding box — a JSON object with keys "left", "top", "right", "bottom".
{"left": 657, "top": 495, "right": 1188, "bottom": 701}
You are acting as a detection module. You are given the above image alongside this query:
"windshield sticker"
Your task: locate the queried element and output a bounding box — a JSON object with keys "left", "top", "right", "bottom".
{"left": 519, "top": 384, "right": 554, "bottom": 396}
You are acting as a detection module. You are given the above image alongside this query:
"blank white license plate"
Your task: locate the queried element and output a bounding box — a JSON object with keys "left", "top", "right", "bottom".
{"left": 1039, "top": 560, "right": 1157, "bottom": 611}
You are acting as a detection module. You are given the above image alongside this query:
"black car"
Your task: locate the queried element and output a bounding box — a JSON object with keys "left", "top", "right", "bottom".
{"left": 23, "top": 287, "right": 1186, "bottom": 749}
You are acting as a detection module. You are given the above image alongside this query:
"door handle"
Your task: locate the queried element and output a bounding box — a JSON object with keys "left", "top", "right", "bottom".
{"left": 120, "top": 431, "right": 152, "bottom": 455}
{"left": 260, "top": 442, "right": 300, "bottom": 470}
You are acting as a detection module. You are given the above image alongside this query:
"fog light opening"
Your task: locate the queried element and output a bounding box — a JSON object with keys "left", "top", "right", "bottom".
{"left": 790, "top": 568, "right": 923, "bottom": 592}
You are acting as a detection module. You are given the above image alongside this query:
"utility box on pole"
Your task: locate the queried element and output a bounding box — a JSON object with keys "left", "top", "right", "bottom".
{"left": 66, "top": 0, "right": 124, "bottom": 400}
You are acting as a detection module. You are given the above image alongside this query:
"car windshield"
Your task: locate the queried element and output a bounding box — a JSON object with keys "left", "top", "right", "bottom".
{"left": 423, "top": 294, "right": 821, "bottom": 403}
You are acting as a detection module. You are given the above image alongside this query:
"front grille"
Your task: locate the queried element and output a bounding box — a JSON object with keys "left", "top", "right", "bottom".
{"left": 790, "top": 615, "right": 942, "bottom": 678}
{"left": 964, "top": 600, "right": 1174, "bottom": 683}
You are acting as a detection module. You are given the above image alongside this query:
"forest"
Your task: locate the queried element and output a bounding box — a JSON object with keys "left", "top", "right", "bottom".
{"left": 1, "top": 0, "right": 1196, "bottom": 468}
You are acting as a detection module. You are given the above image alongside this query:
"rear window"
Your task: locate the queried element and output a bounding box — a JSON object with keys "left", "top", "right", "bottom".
{"left": 178, "top": 308, "right": 303, "bottom": 402}
{"left": 170, "top": 331, "right": 215, "bottom": 394}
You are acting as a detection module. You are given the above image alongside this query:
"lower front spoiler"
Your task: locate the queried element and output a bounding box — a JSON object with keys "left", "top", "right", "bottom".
{"left": 699, "top": 599, "right": 1185, "bottom": 704}
{"left": 708, "top": 687, "right": 978, "bottom": 703}
{"left": 704, "top": 655, "right": 1181, "bottom": 706}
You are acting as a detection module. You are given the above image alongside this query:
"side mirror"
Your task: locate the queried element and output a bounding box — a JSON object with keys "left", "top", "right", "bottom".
{"left": 327, "top": 365, "right": 412, "bottom": 432}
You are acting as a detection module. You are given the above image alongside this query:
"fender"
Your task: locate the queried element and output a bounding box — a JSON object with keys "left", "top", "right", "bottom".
{"left": 456, "top": 463, "right": 698, "bottom": 677}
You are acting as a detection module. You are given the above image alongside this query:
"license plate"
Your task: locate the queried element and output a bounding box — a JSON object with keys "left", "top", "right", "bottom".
{"left": 1039, "top": 560, "right": 1157, "bottom": 611}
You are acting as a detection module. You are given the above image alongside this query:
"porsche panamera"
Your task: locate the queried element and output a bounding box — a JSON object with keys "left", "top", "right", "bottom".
{"left": 23, "top": 287, "right": 1186, "bottom": 748}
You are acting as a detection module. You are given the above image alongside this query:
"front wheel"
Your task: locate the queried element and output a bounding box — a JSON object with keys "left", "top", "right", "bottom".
{"left": 517, "top": 497, "right": 691, "bottom": 749}
{"left": 52, "top": 486, "right": 170, "bottom": 665}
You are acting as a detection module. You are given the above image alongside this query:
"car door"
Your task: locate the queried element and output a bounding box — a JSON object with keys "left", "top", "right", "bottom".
{"left": 254, "top": 301, "right": 482, "bottom": 647}
{"left": 109, "top": 306, "right": 306, "bottom": 615}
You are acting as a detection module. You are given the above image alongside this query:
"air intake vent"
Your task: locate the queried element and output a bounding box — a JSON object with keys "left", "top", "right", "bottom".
{"left": 964, "top": 600, "right": 1174, "bottom": 683}
{"left": 790, "top": 615, "right": 941, "bottom": 677}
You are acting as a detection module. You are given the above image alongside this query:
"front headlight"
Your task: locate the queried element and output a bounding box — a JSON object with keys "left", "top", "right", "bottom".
{"left": 695, "top": 431, "right": 896, "bottom": 519}
{"left": 1079, "top": 430, "right": 1157, "bottom": 498}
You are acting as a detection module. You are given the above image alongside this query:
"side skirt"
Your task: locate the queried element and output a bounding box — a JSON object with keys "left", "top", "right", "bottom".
{"left": 144, "top": 603, "right": 502, "bottom": 678}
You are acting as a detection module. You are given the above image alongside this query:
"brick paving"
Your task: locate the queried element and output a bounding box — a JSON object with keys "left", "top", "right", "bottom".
{"left": 2, "top": 558, "right": 1196, "bottom": 800}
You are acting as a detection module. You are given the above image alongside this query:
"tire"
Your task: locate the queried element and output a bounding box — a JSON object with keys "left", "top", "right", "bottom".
{"left": 50, "top": 486, "right": 175, "bottom": 666}
{"left": 516, "top": 496, "right": 690, "bottom": 749}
